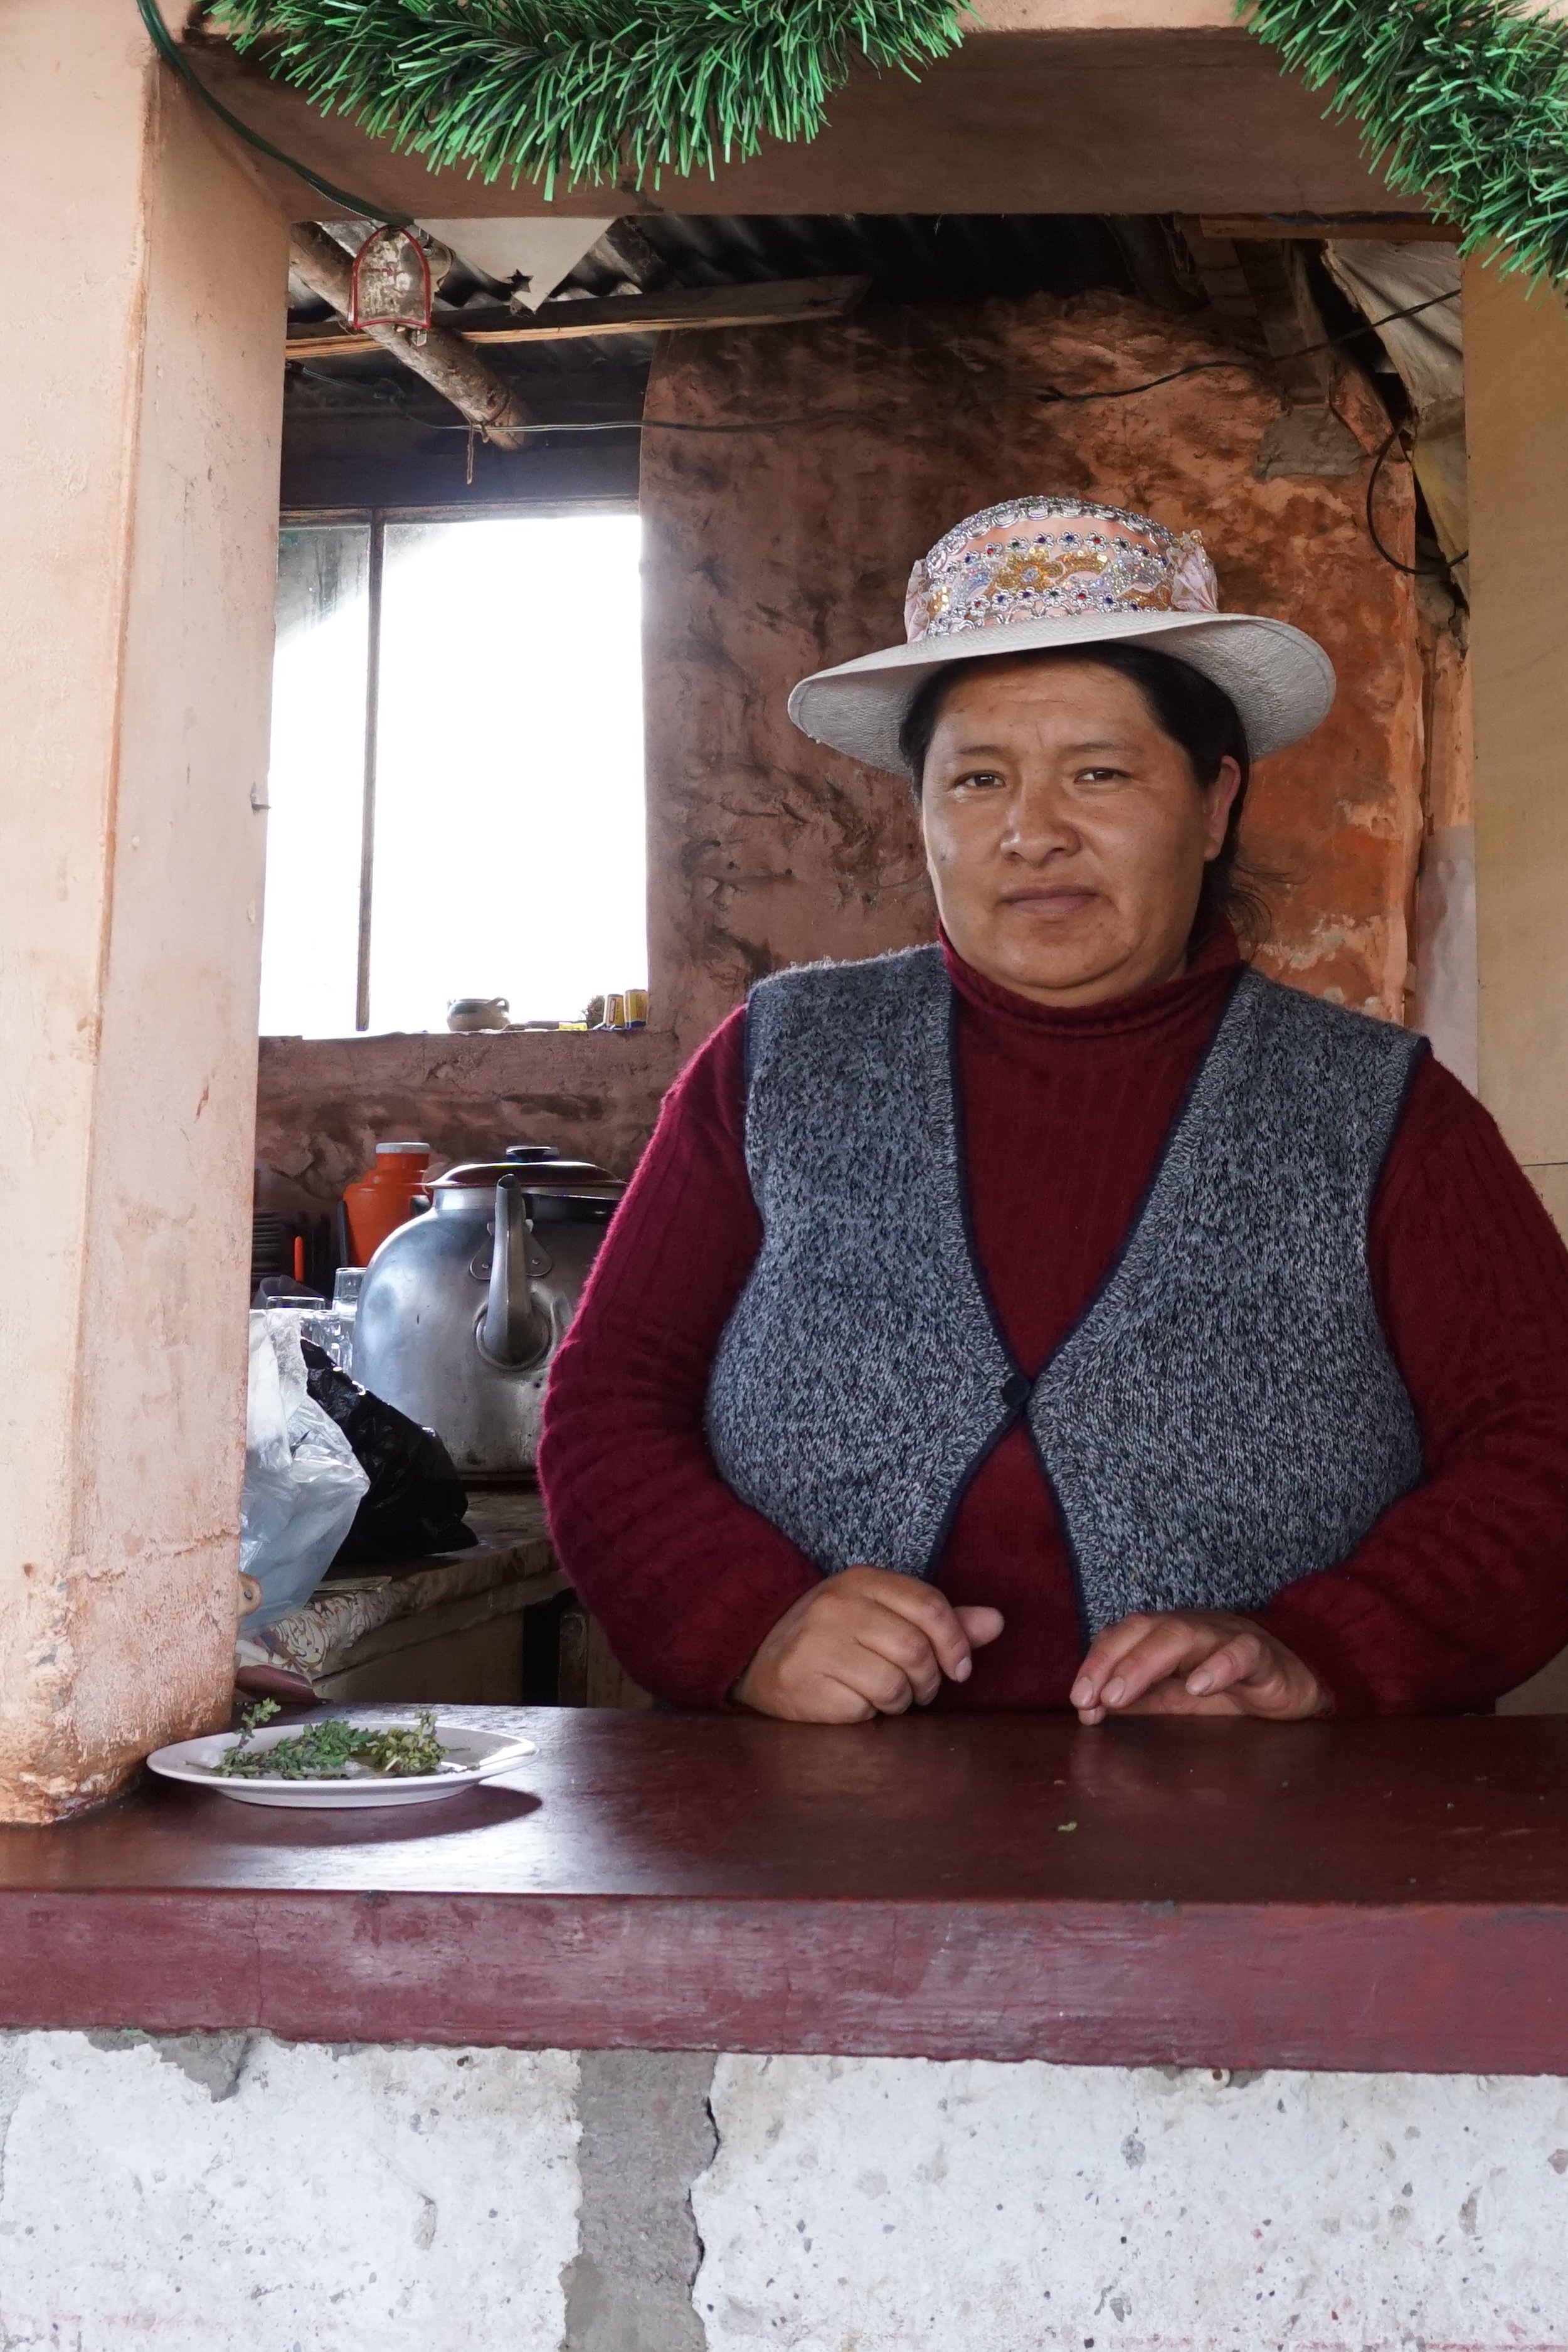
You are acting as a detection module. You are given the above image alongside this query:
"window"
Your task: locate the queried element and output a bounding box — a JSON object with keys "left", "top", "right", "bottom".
{"left": 260, "top": 512, "right": 647, "bottom": 1037}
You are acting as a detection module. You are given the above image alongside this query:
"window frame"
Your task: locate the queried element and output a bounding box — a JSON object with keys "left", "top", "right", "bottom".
{"left": 277, "top": 495, "right": 638, "bottom": 1034}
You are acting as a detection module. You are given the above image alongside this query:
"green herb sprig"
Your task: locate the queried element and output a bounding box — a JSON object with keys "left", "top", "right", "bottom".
{"left": 214, "top": 1700, "right": 448, "bottom": 1780}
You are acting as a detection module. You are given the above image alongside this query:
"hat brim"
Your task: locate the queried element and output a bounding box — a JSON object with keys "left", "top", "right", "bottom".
{"left": 786, "top": 608, "right": 1335, "bottom": 771}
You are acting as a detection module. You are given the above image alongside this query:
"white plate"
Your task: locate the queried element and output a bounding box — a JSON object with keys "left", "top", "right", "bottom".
{"left": 146, "top": 1719, "right": 538, "bottom": 1810}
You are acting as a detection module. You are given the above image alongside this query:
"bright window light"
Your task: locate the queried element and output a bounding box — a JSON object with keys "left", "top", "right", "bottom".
{"left": 260, "top": 512, "right": 647, "bottom": 1037}
{"left": 261, "top": 526, "right": 369, "bottom": 1039}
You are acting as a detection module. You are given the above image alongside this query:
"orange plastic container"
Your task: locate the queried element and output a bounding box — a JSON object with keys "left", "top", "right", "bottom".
{"left": 342, "top": 1140, "right": 432, "bottom": 1266}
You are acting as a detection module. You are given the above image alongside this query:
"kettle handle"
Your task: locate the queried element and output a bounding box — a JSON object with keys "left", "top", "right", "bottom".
{"left": 477, "top": 1175, "right": 550, "bottom": 1369}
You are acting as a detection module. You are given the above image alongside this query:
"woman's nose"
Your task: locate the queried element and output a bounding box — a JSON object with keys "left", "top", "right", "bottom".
{"left": 1000, "top": 780, "right": 1078, "bottom": 861}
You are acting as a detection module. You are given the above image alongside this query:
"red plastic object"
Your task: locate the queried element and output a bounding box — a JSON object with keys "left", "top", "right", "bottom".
{"left": 342, "top": 1141, "right": 432, "bottom": 1266}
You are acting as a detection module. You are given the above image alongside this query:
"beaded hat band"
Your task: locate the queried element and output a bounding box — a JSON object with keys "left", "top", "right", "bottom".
{"left": 906, "top": 498, "right": 1220, "bottom": 643}
{"left": 788, "top": 494, "right": 1335, "bottom": 773}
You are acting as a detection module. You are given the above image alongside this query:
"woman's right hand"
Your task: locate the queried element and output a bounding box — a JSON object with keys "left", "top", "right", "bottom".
{"left": 733, "top": 1565, "right": 1004, "bottom": 1722}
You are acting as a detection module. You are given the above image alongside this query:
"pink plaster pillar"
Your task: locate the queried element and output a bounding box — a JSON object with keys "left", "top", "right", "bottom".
{"left": 0, "top": 1, "right": 287, "bottom": 1817}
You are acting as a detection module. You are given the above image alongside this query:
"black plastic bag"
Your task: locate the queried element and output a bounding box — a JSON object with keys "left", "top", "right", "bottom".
{"left": 301, "top": 1339, "right": 479, "bottom": 1568}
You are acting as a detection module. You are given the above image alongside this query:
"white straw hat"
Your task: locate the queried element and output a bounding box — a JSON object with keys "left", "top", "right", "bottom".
{"left": 787, "top": 495, "right": 1335, "bottom": 772}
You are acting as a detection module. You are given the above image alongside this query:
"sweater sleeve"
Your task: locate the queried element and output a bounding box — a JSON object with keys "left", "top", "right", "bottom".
{"left": 536, "top": 1009, "right": 822, "bottom": 1707}
{"left": 1257, "top": 1054, "right": 1568, "bottom": 1714}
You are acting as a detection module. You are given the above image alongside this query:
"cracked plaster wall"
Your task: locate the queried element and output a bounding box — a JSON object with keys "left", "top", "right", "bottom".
{"left": 1, "top": 2034, "right": 1567, "bottom": 2349}
{"left": 642, "top": 294, "right": 1424, "bottom": 1057}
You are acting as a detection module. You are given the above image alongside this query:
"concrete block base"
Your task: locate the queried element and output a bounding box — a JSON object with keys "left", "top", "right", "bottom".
{"left": 1, "top": 2036, "right": 1567, "bottom": 2348}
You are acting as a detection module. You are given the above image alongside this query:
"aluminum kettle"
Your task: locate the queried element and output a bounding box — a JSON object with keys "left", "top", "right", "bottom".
{"left": 352, "top": 1146, "right": 622, "bottom": 1478}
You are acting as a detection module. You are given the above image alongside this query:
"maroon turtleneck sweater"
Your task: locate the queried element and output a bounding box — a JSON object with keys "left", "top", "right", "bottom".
{"left": 538, "top": 928, "right": 1568, "bottom": 1714}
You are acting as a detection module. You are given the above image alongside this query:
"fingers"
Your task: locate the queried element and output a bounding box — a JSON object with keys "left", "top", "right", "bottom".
{"left": 736, "top": 1569, "right": 1004, "bottom": 1723}
{"left": 1070, "top": 1611, "right": 1327, "bottom": 1724}
{"left": 1113, "top": 1675, "right": 1246, "bottom": 1717}
{"left": 844, "top": 1567, "right": 984, "bottom": 1684}
{"left": 1184, "top": 1631, "right": 1325, "bottom": 1717}
{"left": 1184, "top": 1631, "right": 1269, "bottom": 1698}
{"left": 850, "top": 1609, "right": 945, "bottom": 1708}
{"left": 955, "top": 1605, "right": 1005, "bottom": 1651}
{"left": 1071, "top": 1613, "right": 1211, "bottom": 1720}
{"left": 1069, "top": 1612, "right": 1168, "bottom": 1710}
{"left": 812, "top": 1673, "right": 887, "bottom": 1725}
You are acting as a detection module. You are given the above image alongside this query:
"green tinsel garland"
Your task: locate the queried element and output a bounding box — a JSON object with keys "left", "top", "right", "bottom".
{"left": 1242, "top": 0, "right": 1568, "bottom": 282}
{"left": 208, "top": 0, "right": 1568, "bottom": 283}
{"left": 212, "top": 1, "right": 970, "bottom": 196}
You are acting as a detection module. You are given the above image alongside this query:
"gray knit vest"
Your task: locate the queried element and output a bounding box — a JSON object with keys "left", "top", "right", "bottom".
{"left": 706, "top": 945, "right": 1426, "bottom": 1634}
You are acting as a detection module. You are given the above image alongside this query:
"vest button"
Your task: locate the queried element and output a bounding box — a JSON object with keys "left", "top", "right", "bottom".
{"left": 1000, "top": 1371, "right": 1030, "bottom": 1411}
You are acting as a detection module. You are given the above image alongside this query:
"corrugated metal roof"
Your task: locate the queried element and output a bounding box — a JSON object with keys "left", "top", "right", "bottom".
{"left": 282, "top": 210, "right": 1204, "bottom": 511}
{"left": 560, "top": 211, "right": 1202, "bottom": 313}
{"left": 286, "top": 211, "right": 1205, "bottom": 327}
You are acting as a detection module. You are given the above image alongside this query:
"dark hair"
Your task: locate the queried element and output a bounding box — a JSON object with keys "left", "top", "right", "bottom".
{"left": 897, "top": 642, "right": 1265, "bottom": 950}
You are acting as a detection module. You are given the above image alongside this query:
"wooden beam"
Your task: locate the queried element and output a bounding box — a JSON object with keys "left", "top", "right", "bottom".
{"left": 1195, "top": 213, "right": 1452, "bottom": 242}
{"left": 287, "top": 274, "right": 871, "bottom": 362}
{"left": 186, "top": 31, "right": 1412, "bottom": 223}
{"left": 1466, "top": 257, "right": 1568, "bottom": 1227}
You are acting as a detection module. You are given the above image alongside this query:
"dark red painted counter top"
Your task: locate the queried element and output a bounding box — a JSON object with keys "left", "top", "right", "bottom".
{"left": 3, "top": 1708, "right": 1567, "bottom": 2072}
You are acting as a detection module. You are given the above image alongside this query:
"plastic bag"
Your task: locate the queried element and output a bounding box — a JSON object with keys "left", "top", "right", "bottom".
{"left": 301, "top": 1340, "right": 478, "bottom": 1567}
{"left": 240, "top": 1313, "right": 369, "bottom": 1629}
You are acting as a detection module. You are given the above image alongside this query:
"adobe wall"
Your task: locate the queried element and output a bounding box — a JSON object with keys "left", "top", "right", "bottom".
{"left": 254, "top": 1028, "right": 681, "bottom": 1216}
{"left": 640, "top": 291, "right": 1424, "bottom": 1057}
{"left": 256, "top": 291, "right": 1424, "bottom": 1202}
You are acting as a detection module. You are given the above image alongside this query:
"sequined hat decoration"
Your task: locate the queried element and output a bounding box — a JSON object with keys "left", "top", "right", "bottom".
{"left": 906, "top": 497, "right": 1220, "bottom": 643}
{"left": 788, "top": 494, "right": 1335, "bottom": 773}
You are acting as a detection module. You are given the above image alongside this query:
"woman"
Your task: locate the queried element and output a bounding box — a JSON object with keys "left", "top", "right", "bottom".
{"left": 539, "top": 497, "right": 1568, "bottom": 1724}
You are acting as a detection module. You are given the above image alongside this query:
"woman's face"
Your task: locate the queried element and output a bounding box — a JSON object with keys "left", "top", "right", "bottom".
{"left": 919, "top": 654, "right": 1242, "bottom": 1008}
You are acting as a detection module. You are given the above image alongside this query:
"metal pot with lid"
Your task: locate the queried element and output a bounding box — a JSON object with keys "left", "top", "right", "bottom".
{"left": 352, "top": 1143, "right": 623, "bottom": 1478}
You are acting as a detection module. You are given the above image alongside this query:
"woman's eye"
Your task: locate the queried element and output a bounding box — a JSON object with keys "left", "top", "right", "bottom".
{"left": 953, "top": 769, "right": 1005, "bottom": 790}
{"left": 1076, "top": 766, "right": 1130, "bottom": 786}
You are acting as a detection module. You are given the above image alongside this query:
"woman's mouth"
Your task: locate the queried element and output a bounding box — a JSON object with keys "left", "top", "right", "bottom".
{"left": 998, "top": 888, "right": 1100, "bottom": 924}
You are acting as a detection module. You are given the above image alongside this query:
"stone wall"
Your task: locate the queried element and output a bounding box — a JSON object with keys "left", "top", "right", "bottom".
{"left": 642, "top": 291, "right": 1423, "bottom": 1055}
{"left": 3, "top": 2033, "right": 1565, "bottom": 2348}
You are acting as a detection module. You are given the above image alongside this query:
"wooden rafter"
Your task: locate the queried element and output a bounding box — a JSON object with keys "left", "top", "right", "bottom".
{"left": 287, "top": 273, "right": 871, "bottom": 362}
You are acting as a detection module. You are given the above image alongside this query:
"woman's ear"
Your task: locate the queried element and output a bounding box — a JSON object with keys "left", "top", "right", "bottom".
{"left": 1202, "top": 755, "right": 1244, "bottom": 861}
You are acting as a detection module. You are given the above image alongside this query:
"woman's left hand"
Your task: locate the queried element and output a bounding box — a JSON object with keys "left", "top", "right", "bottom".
{"left": 1069, "top": 1610, "right": 1327, "bottom": 1724}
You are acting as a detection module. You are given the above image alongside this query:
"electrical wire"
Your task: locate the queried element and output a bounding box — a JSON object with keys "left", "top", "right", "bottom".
{"left": 305, "top": 285, "right": 1463, "bottom": 438}
{"left": 1033, "top": 287, "right": 1460, "bottom": 407}
{"left": 1364, "top": 420, "right": 1468, "bottom": 579}
{"left": 134, "top": 0, "right": 413, "bottom": 226}
{"left": 412, "top": 412, "right": 877, "bottom": 435}
{"left": 1365, "top": 423, "right": 1418, "bottom": 573}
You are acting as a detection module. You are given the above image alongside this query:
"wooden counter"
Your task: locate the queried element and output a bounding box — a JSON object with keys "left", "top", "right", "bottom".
{"left": 3, "top": 1710, "right": 1568, "bottom": 2072}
